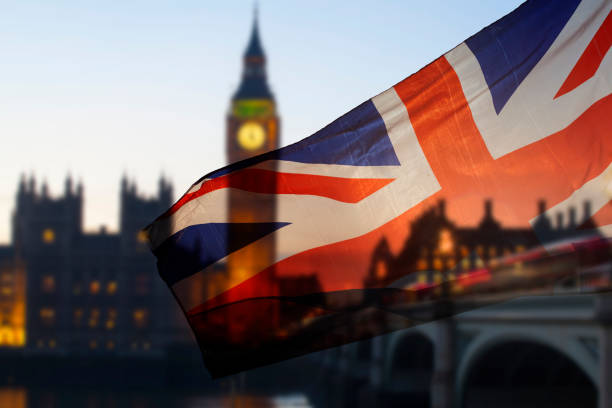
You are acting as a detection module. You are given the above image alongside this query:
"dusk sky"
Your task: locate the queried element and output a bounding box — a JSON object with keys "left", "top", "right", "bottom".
{"left": 0, "top": 1, "right": 523, "bottom": 243}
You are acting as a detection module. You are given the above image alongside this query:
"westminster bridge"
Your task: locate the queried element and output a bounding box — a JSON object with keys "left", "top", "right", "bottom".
{"left": 319, "top": 293, "right": 612, "bottom": 408}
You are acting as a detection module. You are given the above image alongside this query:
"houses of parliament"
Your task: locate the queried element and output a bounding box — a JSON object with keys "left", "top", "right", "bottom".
{"left": 0, "top": 14, "right": 281, "bottom": 356}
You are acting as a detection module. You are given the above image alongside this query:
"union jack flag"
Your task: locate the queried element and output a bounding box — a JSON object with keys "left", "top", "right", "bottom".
{"left": 147, "top": 0, "right": 612, "bottom": 377}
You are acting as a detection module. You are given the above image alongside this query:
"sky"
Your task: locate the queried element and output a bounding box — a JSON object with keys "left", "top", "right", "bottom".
{"left": 0, "top": 0, "right": 524, "bottom": 244}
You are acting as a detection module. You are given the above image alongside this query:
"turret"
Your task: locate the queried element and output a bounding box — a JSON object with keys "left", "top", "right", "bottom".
{"left": 478, "top": 199, "right": 500, "bottom": 230}
{"left": 568, "top": 207, "right": 576, "bottom": 229}
{"left": 438, "top": 199, "right": 446, "bottom": 219}
{"left": 28, "top": 175, "right": 35, "bottom": 195}
{"left": 64, "top": 174, "right": 73, "bottom": 196}
{"left": 41, "top": 180, "right": 49, "bottom": 199}
{"left": 76, "top": 180, "right": 83, "bottom": 197}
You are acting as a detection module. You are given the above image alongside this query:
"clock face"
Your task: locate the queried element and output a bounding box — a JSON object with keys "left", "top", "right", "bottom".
{"left": 237, "top": 122, "right": 266, "bottom": 151}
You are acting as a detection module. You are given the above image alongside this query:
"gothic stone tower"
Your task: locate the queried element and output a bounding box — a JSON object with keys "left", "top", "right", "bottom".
{"left": 225, "top": 13, "right": 280, "bottom": 293}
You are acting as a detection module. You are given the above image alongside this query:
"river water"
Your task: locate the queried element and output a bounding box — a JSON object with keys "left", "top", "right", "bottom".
{"left": 0, "top": 387, "right": 314, "bottom": 408}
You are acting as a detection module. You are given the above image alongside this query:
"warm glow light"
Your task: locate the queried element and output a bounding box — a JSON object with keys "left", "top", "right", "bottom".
{"left": 88, "top": 309, "right": 100, "bottom": 328}
{"left": 42, "top": 228, "right": 55, "bottom": 244}
{"left": 133, "top": 308, "right": 148, "bottom": 328}
{"left": 106, "top": 310, "right": 116, "bottom": 330}
{"left": 137, "top": 230, "right": 148, "bottom": 244}
{"left": 433, "top": 271, "right": 442, "bottom": 284}
{"left": 438, "top": 229, "right": 454, "bottom": 254}
{"left": 39, "top": 308, "right": 55, "bottom": 325}
{"left": 375, "top": 260, "right": 387, "bottom": 280}
{"left": 41, "top": 275, "right": 55, "bottom": 293}
{"left": 90, "top": 281, "right": 100, "bottom": 294}
{"left": 106, "top": 281, "right": 117, "bottom": 295}
{"left": 237, "top": 122, "right": 266, "bottom": 151}
{"left": 0, "top": 388, "right": 26, "bottom": 408}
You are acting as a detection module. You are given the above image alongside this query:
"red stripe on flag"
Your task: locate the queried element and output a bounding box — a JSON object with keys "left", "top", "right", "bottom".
{"left": 555, "top": 10, "right": 612, "bottom": 98}
{"left": 161, "top": 168, "right": 394, "bottom": 218}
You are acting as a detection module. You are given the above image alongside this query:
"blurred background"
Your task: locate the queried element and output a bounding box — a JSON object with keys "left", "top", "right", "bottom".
{"left": 1, "top": 1, "right": 611, "bottom": 407}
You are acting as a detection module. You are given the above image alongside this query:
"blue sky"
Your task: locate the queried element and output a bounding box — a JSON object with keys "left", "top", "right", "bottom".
{"left": 0, "top": 0, "right": 523, "bottom": 243}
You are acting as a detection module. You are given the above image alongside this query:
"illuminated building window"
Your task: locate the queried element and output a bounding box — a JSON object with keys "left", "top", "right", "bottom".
{"left": 433, "top": 272, "right": 442, "bottom": 284}
{"left": 416, "top": 258, "right": 428, "bottom": 271}
{"left": 489, "top": 246, "right": 497, "bottom": 258}
{"left": 105, "top": 309, "right": 116, "bottom": 330}
{"left": 433, "top": 257, "right": 443, "bottom": 270}
{"left": 514, "top": 261, "right": 524, "bottom": 274}
{"left": 133, "top": 309, "right": 148, "bottom": 328}
{"left": 41, "top": 275, "right": 55, "bottom": 293}
{"left": 418, "top": 272, "right": 427, "bottom": 284}
{"left": 89, "top": 340, "right": 97, "bottom": 350}
{"left": 461, "top": 258, "right": 470, "bottom": 270}
{"left": 42, "top": 228, "right": 55, "bottom": 244}
{"left": 137, "top": 230, "right": 149, "bottom": 244}
{"left": 476, "top": 245, "right": 484, "bottom": 256}
{"left": 89, "top": 281, "right": 100, "bottom": 295}
{"left": 49, "top": 339, "right": 56, "bottom": 349}
{"left": 460, "top": 246, "right": 469, "bottom": 257}
{"left": 375, "top": 261, "right": 387, "bottom": 280}
{"left": 106, "top": 281, "right": 117, "bottom": 295}
{"left": 88, "top": 309, "right": 100, "bottom": 328}
{"left": 106, "top": 340, "right": 115, "bottom": 350}
{"left": 438, "top": 229, "right": 454, "bottom": 254}
{"left": 1, "top": 287, "right": 12, "bottom": 296}
{"left": 446, "top": 258, "right": 456, "bottom": 269}
{"left": 39, "top": 308, "right": 55, "bottom": 325}
{"left": 475, "top": 258, "right": 484, "bottom": 268}
{"left": 515, "top": 245, "right": 526, "bottom": 253}
{"left": 73, "top": 309, "right": 83, "bottom": 326}
{"left": 0, "top": 327, "right": 25, "bottom": 348}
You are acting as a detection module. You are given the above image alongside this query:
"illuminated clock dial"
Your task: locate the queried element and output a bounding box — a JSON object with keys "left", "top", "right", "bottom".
{"left": 237, "top": 122, "right": 266, "bottom": 151}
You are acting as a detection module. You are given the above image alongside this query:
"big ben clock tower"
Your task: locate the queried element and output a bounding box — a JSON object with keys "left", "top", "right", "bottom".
{"left": 225, "top": 12, "right": 279, "bottom": 295}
